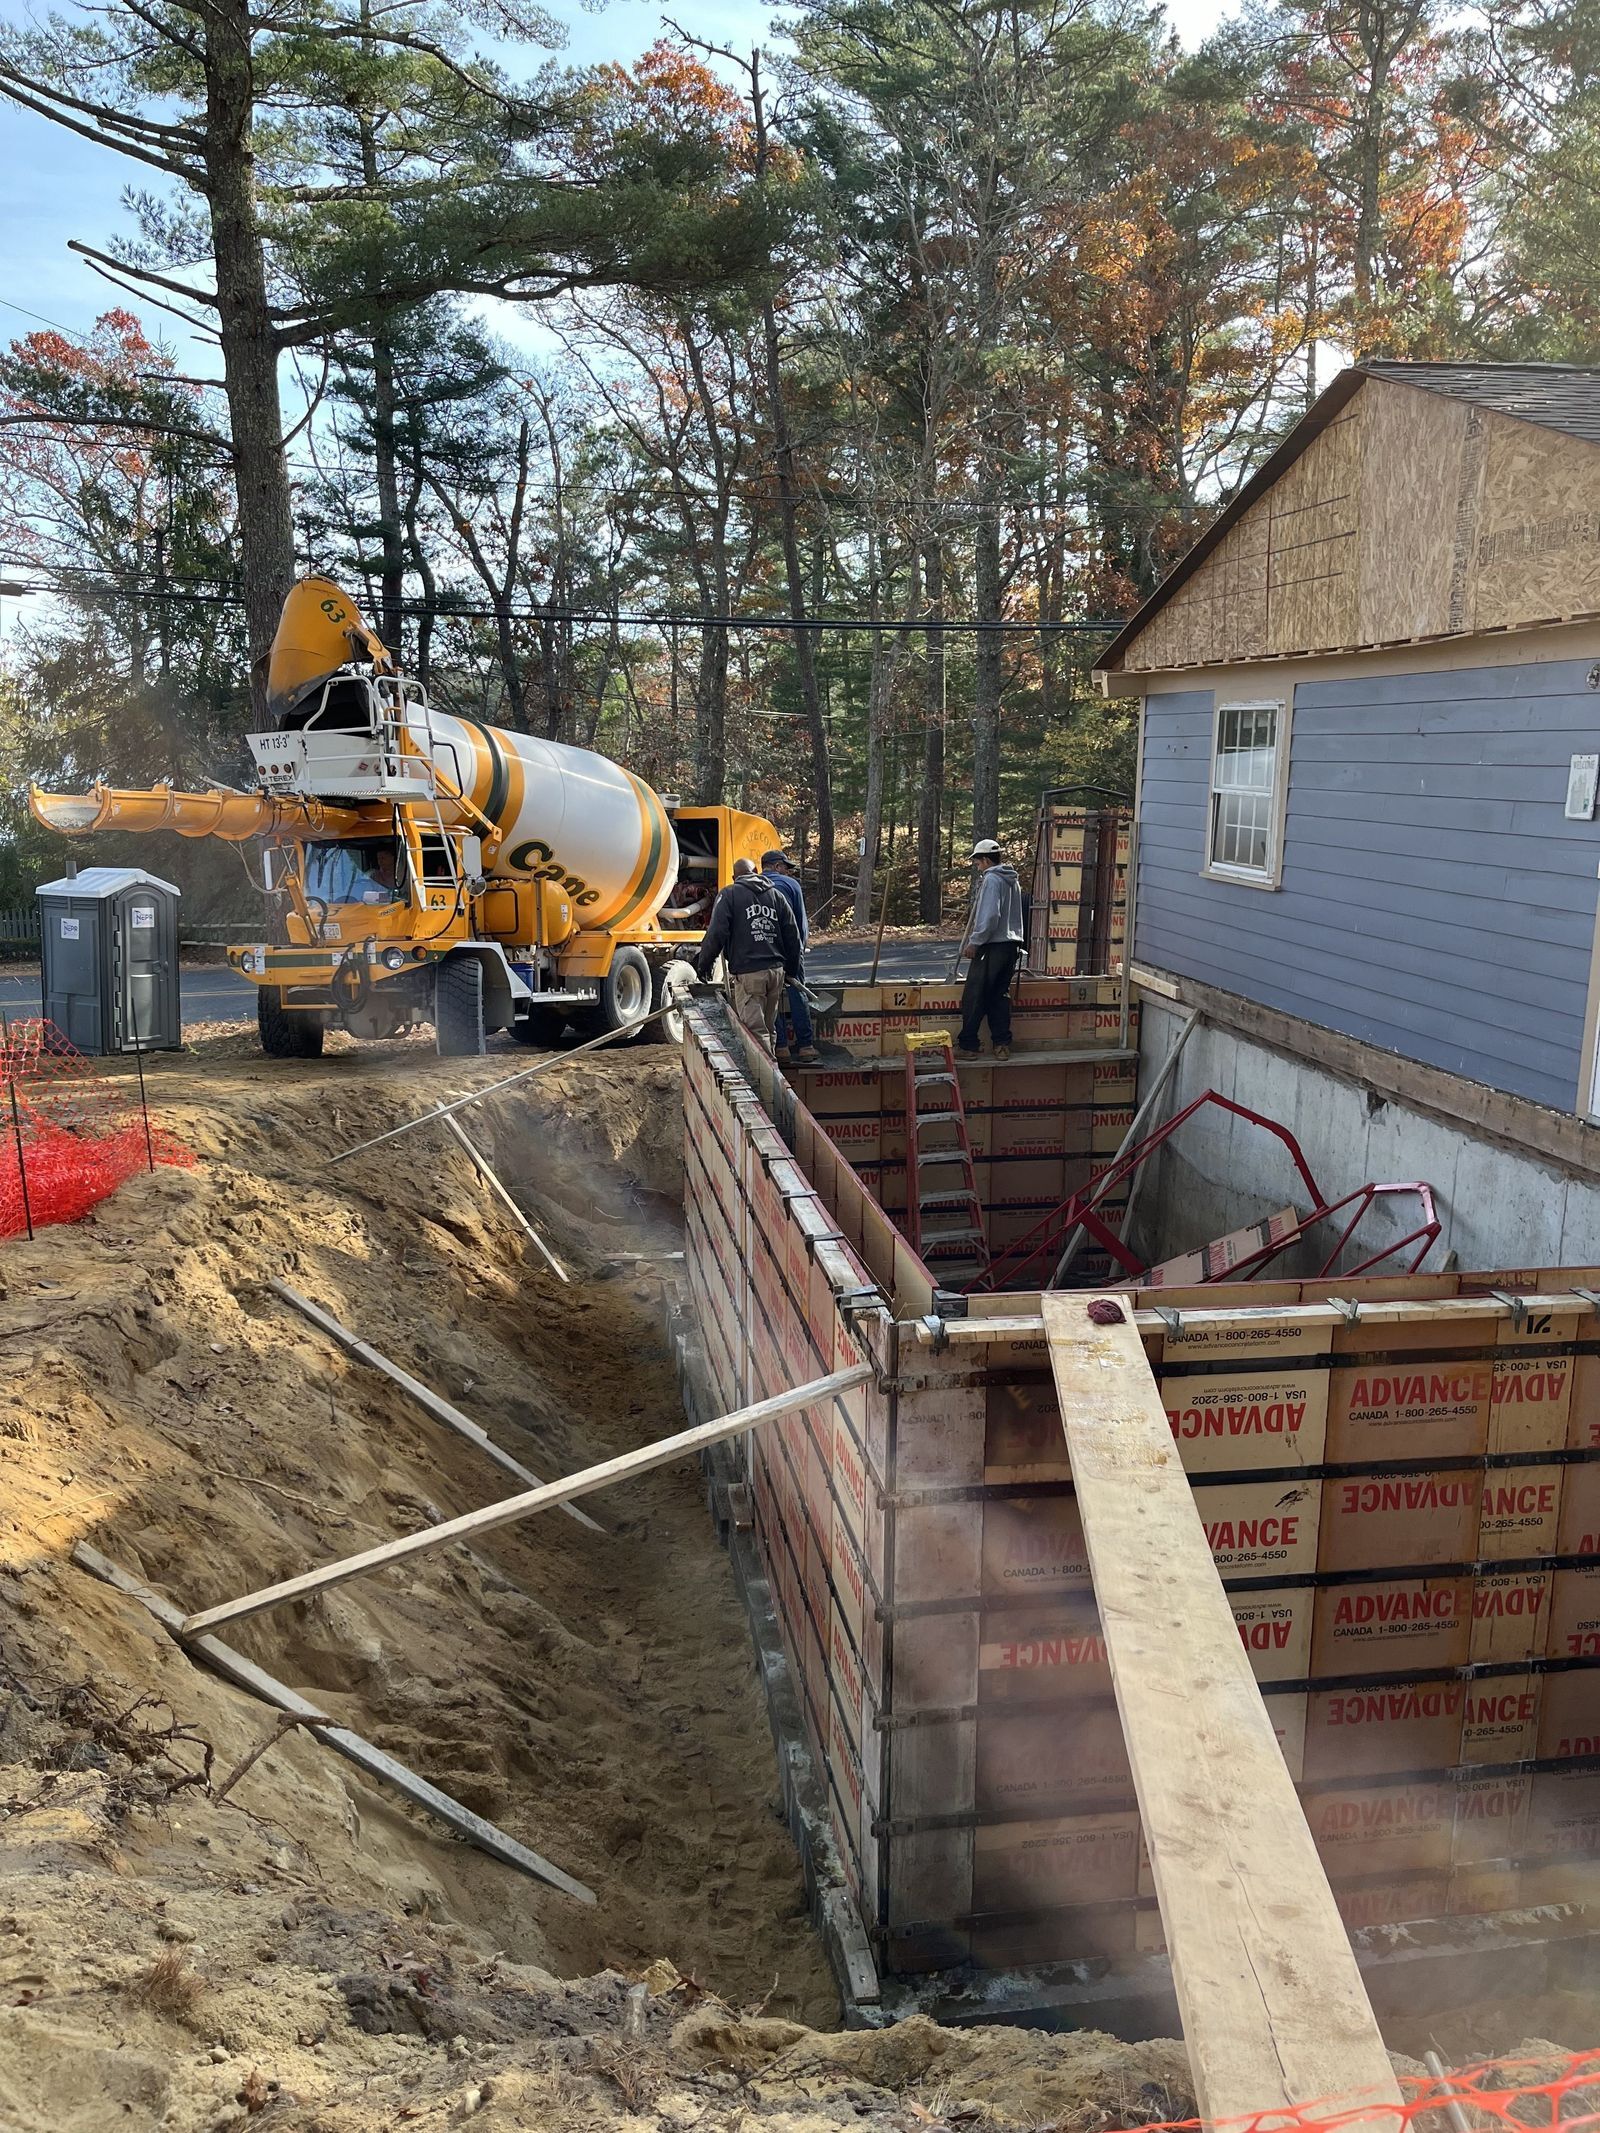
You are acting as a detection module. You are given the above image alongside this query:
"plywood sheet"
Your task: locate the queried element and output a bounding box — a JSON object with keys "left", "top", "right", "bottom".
{"left": 1114, "top": 376, "right": 1600, "bottom": 673}
{"left": 1356, "top": 382, "right": 1467, "bottom": 641}
{"left": 1267, "top": 408, "right": 1361, "bottom": 654}
{"left": 1472, "top": 413, "right": 1600, "bottom": 633}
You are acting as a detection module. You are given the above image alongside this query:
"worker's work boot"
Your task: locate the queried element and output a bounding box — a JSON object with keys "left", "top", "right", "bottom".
{"left": 796, "top": 1045, "right": 821, "bottom": 1064}
{"left": 955, "top": 1044, "right": 981, "bottom": 1062}
{"left": 994, "top": 1044, "right": 1012, "bottom": 1061}
{"left": 775, "top": 1045, "right": 793, "bottom": 1065}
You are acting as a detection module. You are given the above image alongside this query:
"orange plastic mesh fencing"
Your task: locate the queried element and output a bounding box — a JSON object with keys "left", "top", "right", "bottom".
{"left": 1115, "top": 2050, "right": 1600, "bottom": 2133}
{"left": 0, "top": 1018, "right": 192, "bottom": 1238}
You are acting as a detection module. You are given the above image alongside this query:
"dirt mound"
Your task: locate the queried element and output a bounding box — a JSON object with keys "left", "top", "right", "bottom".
{"left": 0, "top": 1037, "right": 847, "bottom": 2120}
{"left": 670, "top": 2006, "right": 1194, "bottom": 2122}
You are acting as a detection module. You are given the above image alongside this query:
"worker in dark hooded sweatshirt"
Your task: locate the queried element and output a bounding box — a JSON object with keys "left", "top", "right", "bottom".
{"left": 696, "top": 855, "right": 803, "bottom": 1052}
{"left": 956, "top": 838, "right": 1026, "bottom": 1060}
{"left": 761, "top": 848, "right": 820, "bottom": 1064}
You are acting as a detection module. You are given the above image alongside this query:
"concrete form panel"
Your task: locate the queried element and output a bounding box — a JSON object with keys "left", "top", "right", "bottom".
{"left": 681, "top": 997, "right": 1600, "bottom": 1992}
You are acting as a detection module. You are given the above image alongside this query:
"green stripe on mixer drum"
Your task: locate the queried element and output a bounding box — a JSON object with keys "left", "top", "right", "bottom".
{"left": 606, "top": 773, "right": 670, "bottom": 931}
{"left": 457, "top": 716, "right": 510, "bottom": 823}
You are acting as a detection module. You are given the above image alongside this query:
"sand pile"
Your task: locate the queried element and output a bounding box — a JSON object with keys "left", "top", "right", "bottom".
{"left": 0, "top": 1035, "right": 852, "bottom": 2124}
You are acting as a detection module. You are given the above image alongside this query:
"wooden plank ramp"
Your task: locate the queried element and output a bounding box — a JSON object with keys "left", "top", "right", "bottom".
{"left": 72, "top": 1542, "right": 596, "bottom": 1905}
{"left": 1041, "top": 1293, "right": 1401, "bottom": 2128}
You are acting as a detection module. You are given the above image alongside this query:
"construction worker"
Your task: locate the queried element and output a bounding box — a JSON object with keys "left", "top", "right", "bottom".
{"left": 956, "top": 838, "right": 1025, "bottom": 1061}
{"left": 761, "top": 848, "right": 820, "bottom": 1065}
{"left": 695, "top": 855, "right": 803, "bottom": 1052}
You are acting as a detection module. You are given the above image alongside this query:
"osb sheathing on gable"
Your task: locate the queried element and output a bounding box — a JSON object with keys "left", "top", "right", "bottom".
{"left": 1114, "top": 377, "right": 1600, "bottom": 675}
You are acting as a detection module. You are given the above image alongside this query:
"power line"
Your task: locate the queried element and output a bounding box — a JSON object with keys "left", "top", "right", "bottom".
{"left": 0, "top": 562, "right": 1123, "bottom": 633}
{"left": 0, "top": 296, "right": 102, "bottom": 341}
{"left": 0, "top": 301, "right": 1124, "bottom": 537}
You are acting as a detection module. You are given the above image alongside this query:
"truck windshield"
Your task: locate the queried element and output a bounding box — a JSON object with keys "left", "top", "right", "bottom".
{"left": 305, "top": 841, "right": 403, "bottom": 906}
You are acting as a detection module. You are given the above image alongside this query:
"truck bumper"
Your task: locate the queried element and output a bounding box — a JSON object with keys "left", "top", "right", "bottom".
{"left": 228, "top": 945, "right": 428, "bottom": 1008}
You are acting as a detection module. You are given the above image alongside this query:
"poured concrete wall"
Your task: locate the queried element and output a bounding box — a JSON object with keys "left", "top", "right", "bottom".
{"left": 1139, "top": 995, "right": 1600, "bottom": 1274}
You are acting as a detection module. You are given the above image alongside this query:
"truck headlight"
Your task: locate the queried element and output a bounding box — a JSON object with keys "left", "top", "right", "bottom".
{"left": 381, "top": 947, "right": 407, "bottom": 970}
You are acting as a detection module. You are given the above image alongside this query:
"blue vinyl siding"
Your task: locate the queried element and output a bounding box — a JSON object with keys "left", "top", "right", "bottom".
{"left": 1135, "top": 658, "right": 1600, "bottom": 1110}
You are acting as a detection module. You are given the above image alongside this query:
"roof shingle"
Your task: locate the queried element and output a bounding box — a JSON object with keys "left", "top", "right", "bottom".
{"left": 1358, "top": 360, "right": 1600, "bottom": 445}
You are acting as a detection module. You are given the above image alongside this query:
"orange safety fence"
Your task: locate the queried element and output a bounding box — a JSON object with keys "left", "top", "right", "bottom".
{"left": 0, "top": 1018, "right": 192, "bottom": 1238}
{"left": 1118, "top": 2052, "right": 1600, "bottom": 2133}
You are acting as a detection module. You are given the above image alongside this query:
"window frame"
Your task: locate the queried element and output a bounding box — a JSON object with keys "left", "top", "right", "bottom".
{"left": 1202, "top": 694, "right": 1291, "bottom": 891}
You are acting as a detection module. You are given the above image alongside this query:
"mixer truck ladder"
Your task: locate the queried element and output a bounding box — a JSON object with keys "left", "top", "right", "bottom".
{"left": 267, "top": 672, "right": 473, "bottom": 911}
{"left": 903, "top": 1033, "right": 989, "bottom": 1281}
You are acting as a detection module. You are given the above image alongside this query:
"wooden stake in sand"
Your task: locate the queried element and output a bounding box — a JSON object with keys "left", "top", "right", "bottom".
{"left": 181, "top": 1362, "right": 876, "bottom": 1638}
{"left": 72, "top": 1543, "right": 596, "bottom": 1903}
{"left": 268, "top": 1279, "right": 603, "bottom": 1535}
{"left": 1040, "top": 1295, "right": 1400, "bottom": 2129}
{"left": 429, "top": 1102, "right": 569, "bottom": 1283}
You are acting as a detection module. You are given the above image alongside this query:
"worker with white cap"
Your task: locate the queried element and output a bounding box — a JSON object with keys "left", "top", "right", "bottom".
{"left": 956, "top": 838, "right": 1025, "bottom": 1061}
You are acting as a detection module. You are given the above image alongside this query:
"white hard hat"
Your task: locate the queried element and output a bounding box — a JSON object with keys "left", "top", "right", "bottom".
{"left": 971, "top": 838, "right": 1002, "bottom": 857}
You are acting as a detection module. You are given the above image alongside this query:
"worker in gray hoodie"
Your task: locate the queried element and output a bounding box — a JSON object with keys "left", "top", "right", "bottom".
{"left": 956, "top": 838, "right": 1026, "bottom": 1059}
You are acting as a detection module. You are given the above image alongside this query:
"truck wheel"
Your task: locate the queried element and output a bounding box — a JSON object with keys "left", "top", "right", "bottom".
{"left": 511, "top": 1004, "right": 568, "bottom": 1048}
{"left": 597, "top": 946, "right": 652, "bottom": 1041}
{"left": 258, "top": 984, "right": 324, "bottom": 1059}
{"left": 646, "top": 957, "right": 698, "bottom": 1045}
{"left": 435, "top": 955, "right": 486, "bottom": 1058}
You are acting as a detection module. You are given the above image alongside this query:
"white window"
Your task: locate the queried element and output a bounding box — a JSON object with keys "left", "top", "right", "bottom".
{"left": 1206, "top": 697, "right": 1288, "bottom": 887}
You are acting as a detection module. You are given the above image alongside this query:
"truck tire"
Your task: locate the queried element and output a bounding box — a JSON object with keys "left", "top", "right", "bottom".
{"left": 646, "top": 957, "right": 698, "bottom": 1045}
{"left": 435, "top": 955, "right": 486, "bottom": 1058}
{"left": 511, "top": 1004, "right": 569, "bottom": 1048}
{"left": 596, "top": 946, "right": 652, "bottom": 1041}
{"left": 258, "top": 984, "right": 324, "bottom": 1059}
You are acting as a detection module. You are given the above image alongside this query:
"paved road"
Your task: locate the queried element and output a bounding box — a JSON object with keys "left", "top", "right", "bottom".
{"left": 807, "top": 940, "right": 961, "bottom": 984}
{"left": 0, "top": 936, "right": 957, "bottom": 1029}
{"left": 0, "top": 965, "right": 259, "bottom": 1026}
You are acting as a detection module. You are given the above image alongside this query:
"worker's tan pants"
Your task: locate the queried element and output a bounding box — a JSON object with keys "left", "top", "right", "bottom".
{"left": 732, "top": 968, "right": 785, "bottom": 1048}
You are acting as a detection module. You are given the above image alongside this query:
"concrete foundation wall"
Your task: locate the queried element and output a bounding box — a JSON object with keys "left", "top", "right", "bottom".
{"left": 1140, "top": 995, "right": 1600, "bottom": 1273}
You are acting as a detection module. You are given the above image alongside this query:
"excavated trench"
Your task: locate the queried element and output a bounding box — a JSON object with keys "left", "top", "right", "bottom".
{"left": 5, "top": 1030, "right": 1597, "bottom": 2133}
{"left": 0, "top": 1033, "right": 860, "bottom": 2125}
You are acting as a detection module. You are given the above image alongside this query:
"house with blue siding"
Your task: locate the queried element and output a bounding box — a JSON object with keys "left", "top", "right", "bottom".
{"left": 1097, "top": 361, "right": 1600, "bottom": 1126}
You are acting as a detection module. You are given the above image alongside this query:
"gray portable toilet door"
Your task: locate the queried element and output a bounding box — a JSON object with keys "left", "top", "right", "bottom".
{"left": 116, "top": 888, "right": 171, "bottom": 1050}
{"left": 50, "top": 902, "right": 103, "bottom": 1053}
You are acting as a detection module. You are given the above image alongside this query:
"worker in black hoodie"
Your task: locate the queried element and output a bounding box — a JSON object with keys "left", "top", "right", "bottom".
{"left": 695, "top": 856, "right": 803, "bottom": 1051}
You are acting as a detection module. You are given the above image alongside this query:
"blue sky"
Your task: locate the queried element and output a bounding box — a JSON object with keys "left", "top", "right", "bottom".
{"left": 0, "top": 0, "right": 1232, "bottom": 635}
{"left": 0, "top": 0, "right": 1232, "bottom": 353}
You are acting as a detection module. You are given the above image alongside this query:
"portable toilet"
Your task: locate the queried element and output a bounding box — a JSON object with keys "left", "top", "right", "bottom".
{"left": 35, "top": 864, "right": 182, "bottom": 1055}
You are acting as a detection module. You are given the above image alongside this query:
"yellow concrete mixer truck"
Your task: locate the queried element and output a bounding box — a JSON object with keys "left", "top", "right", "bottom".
{"left": 30, "top": 577, "right": 781, "bottom": 1058}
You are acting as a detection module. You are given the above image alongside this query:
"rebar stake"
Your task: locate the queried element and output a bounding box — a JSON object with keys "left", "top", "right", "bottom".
{"left": 7, "top": 1075, "right": 33, "bottom": 1240}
